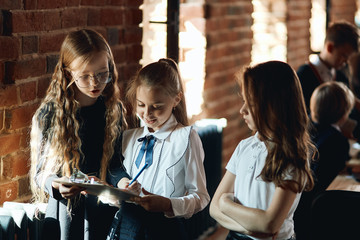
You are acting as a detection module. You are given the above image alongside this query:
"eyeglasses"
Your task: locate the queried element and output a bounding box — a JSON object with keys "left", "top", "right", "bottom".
{"left": 73, "top": 71, "right": 111, "bottom": 88}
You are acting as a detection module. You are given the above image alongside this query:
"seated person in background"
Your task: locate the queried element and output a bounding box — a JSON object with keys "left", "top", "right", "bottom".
{"left": 294, "top": 81, "right": 354, "bottom": 240}
{"left": 297, "top": 21, "right": 360, "bottom": 139}
{"left": 309, "top": 81, "right": 354, "bottom": 188}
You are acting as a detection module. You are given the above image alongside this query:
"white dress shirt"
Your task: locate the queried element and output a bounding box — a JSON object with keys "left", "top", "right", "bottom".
{"left": 122, "top": 114, "right": 210, "bottom": 218}
{"left": 310, "top": 54, "right": 336, "bottom": 82}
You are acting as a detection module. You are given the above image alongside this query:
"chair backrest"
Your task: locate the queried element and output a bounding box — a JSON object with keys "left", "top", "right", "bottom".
{"left": 183, "top": 119, "right": 225, "bottom": 239}
{"left": 310, "top": 190, "right": 360, "bottom": 239}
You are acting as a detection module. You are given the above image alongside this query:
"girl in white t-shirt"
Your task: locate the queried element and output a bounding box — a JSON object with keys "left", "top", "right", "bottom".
{"left": 107, "top": 58, "right": 210, "bottom": 240}
{"left": 210, "top": 61, "right": 315, "bottom": 240}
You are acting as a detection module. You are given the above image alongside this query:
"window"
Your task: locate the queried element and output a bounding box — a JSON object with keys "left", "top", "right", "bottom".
{"left": 141, "top": 0, "right": 206, "bottom": 119}
{"left": 251, "top": 0, "right": 287, "bottom": 64}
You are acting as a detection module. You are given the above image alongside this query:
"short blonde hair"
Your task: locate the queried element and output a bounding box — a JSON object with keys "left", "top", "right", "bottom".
{"left": 310, "top": 81, "right": 355, "bottom": 125}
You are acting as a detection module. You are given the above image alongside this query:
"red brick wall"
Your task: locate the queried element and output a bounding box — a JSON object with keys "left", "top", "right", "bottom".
{"left": 0, "top": 0, "right": 358, "bottom": 204}
{"left": 203, "top": 0, "right": 254, "bottom": 167}
{"left": 287, "top": 0, "right": 312, "bottom": 70}
{"left": 0, "top": 0, "right": 143, "bottom": 204}
{"left": 287, "top": 0, "right": 357, "bottom": 70}
{"left": 203, "top": 0, "right": 358, "bottom": 169}
{"left": 329, "top": 0, "right": 357, "bottom": 23}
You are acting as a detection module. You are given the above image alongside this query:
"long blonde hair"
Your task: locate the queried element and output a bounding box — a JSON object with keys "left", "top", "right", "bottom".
{"left": 30, "top": 29, "right": 126, "bottom": 203}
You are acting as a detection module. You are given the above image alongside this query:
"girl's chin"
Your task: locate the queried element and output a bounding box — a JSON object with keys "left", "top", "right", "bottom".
{"left": 145, "top": 122, "right": 160, "bottom": 132}
{"left": 146, "top": 123, "right": 158, "bottom": 130}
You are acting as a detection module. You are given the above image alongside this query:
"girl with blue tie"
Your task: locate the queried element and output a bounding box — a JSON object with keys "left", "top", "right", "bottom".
{"left": 107, "top": 58, "right": 210, "bottom": 240}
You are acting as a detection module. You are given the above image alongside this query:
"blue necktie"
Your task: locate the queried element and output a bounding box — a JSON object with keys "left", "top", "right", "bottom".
{"left": 135, "top": 135, "right": 156, "bottom": 169}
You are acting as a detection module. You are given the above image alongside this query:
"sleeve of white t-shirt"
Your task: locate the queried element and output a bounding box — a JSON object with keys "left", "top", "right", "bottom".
{"left": 225, "top": 142, "right": 242, "bottom": 175}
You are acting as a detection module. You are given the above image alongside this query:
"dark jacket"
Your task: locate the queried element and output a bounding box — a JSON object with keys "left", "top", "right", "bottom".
{"left": 297, "top": 63, "right": 349, "bottom": 111}
{"left": 294, "top": 122, "right": 350, "bottom": 240}
{"left": 34, "top": 97, "right": 129, "bottom": 240}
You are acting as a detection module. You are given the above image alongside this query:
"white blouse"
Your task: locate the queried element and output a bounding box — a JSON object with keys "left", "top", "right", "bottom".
{"left": 226, "top": 132, "right": 302, "bottom": 240}
{"left": 122, "top": 114, "right": 210, "bottom": 218}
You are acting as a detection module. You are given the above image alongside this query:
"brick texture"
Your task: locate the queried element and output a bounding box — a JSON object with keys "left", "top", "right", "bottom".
{"left": 39, "top": 33, "right": 66, "bottom": 54}
{"left": 22, "top": 35, "right": 38, "bottom": 55}
{"left": 0, "top": 10, "right": 12, "bottom": 36}
{"left": 0, "top": 0, "right": 358, "bottom": 205}
{"left": 3, "top": 151, "right": 30, "bottom": 178}
{"left": 330, "top": 0, "right": 357, "bottom": 23}
{"left": 0, "top": 134, "right": 21, "bottom": 156}
{"left": 0, "top": 0, "right": 21, "bottom": 10}
{"left": 0, "top": 181, "right": 18, "bottom": 203}
{"left": 287, "top": 0, "right": 312, "bottom": 70}
{"left": 0, "top": 1, "right": 143, "bottom": 204}
{"left": 0, "top": 36, "right": 19, "bottom": 60}
{"left": 203, "top": 0, "right": 253, "bottom": 164}
{"left": 202, "top": 0, "right": 357, "bottom": 167}
{"left": 7, "top": 104, "right": 38, "bottom": 130}
{"left": 0, "top": 109, "right": 4, "bottom": 132}
{"left": 0, "top": 85, "right": 18, "bottom": 107}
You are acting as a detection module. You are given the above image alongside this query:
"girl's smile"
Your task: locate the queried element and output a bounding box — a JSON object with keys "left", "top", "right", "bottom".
{"left": 136, "top": 85, "right": 180, "bottom": 132}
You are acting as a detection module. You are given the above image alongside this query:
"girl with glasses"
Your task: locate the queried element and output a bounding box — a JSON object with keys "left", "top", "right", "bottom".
{"left": 29, "top": 29, "right": 135, "bottom": 240}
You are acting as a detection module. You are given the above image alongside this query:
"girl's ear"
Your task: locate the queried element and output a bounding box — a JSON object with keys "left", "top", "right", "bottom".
{"left": 173, "top": 92, "right": 182, "bottom": 107}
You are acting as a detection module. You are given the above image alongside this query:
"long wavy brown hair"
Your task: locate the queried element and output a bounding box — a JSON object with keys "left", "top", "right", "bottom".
{"left": 30, "top": 29, "right": 127, "bottom": 203}
{"left": 237, "top": 61, "right": 315, "bottom": 193}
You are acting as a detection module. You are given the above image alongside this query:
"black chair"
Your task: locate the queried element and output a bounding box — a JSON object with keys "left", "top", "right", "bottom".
{"left": 183, "top": 120, "right": 225, "bottom": 239}
{"left": 310, "top": 190, "right": 360, "bottom": 240}
{"left": 41, "top": 217, "right": 60, "bottom": 240}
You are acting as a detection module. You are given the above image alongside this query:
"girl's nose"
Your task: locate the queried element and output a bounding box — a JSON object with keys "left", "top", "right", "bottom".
{"left": 89, "top": 76, "right": 99, "bottom": 86}
{"left": 144, "top": 107, "right": 152, "bottom": 116}
{"left": 240, "top": 103, "right": 246, "bottom": 115}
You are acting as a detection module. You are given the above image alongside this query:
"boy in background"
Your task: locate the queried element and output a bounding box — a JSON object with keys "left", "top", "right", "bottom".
{"left": 294, "top": 81, "right": 354, "bottom": 240}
